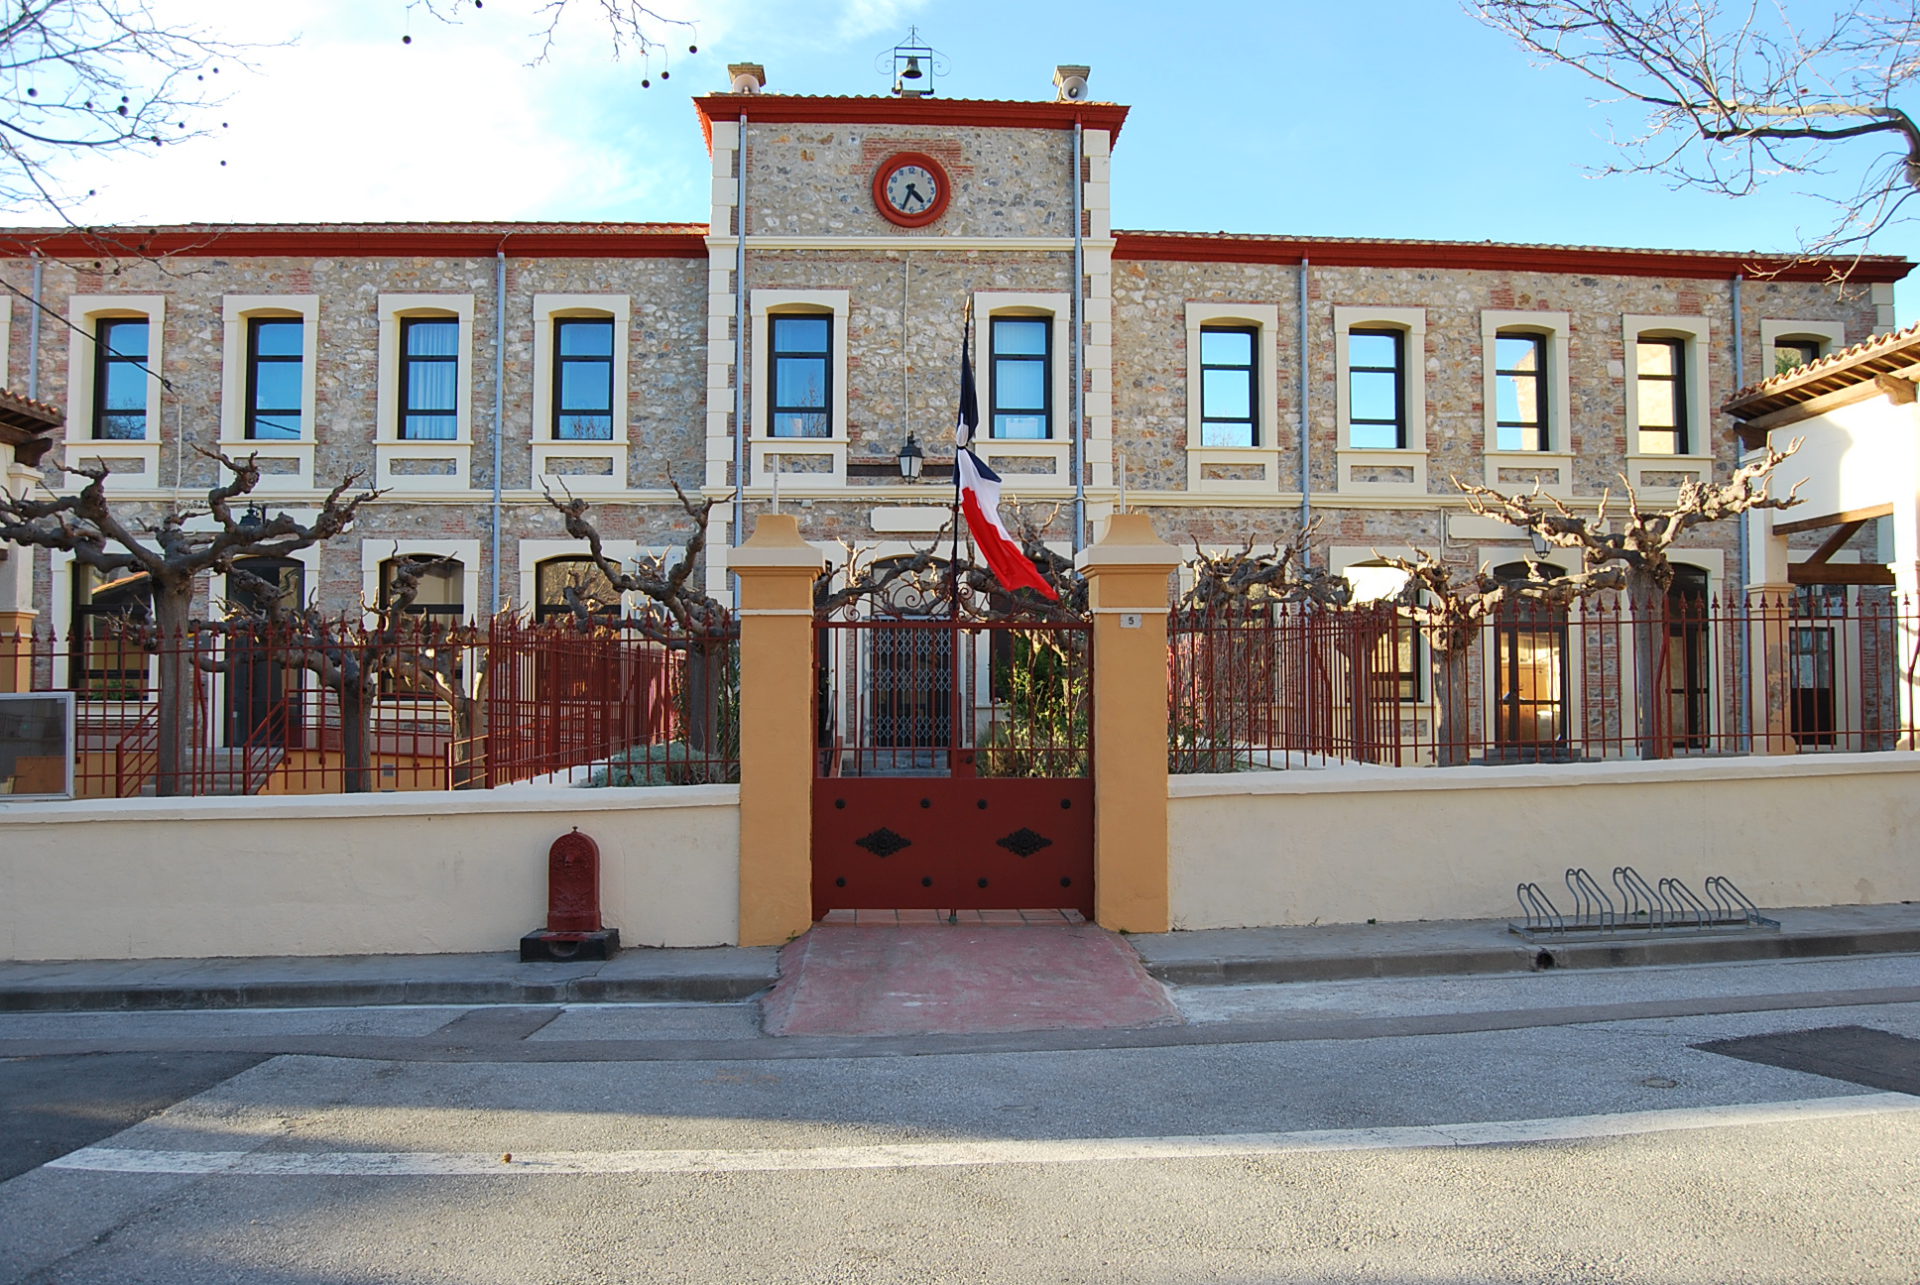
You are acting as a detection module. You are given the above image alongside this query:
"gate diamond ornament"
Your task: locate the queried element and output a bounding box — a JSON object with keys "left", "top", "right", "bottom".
{"left": 996, "top": 827, "right": 1054, "bottom": 858}
{"left": 854, "top": 827, "right": 913, "bottom": 858}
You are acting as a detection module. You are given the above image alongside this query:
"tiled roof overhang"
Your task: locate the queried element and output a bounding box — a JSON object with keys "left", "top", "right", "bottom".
{"left": 0, "top": 386, "right": 62, "bottom": 468}
{"left": 692, "top": 94, "right": 1130, "bottom": 153}
{"left": 0, "top": 224, "right": 712, "bottom": 259}
{"left": 1112, "top": 230, "right": 1913, "bottom": 283}
{"left": 1723, "top": 323, "right": 1920, "bottom": 445}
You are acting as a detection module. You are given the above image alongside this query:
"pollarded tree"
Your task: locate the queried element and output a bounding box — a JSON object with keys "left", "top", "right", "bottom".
{"left": 1455, "top": 437, "right": 1804, "bottom": 756}
{"left": 1470, "top": 0, "right": 1920, "bottom": 263}
{"left": 1375, "top": 549, "right": 1625, "bottom": 766}
{"left": 0, "top": 448, "right": 378, "bottom": 794}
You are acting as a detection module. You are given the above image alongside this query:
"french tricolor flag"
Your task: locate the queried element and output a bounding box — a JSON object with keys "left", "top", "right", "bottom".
{"left": 955, "top": 325, "right": 1059, "bottom": 601}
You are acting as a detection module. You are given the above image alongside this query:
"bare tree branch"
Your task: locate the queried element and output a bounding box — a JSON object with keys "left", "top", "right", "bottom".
{"left": 1470, "top": 0, "right": 1920, "bottom": 263}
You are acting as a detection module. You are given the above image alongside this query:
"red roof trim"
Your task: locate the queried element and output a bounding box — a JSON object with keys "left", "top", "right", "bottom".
{"left": 1112, "top": 232, "right": 1913, "bottom": 283}
{"left": 693, "top": 94, "right": 1129, "bottom": 154}
{"left": 0, "top": 228, "right": 712, "bottom": 259}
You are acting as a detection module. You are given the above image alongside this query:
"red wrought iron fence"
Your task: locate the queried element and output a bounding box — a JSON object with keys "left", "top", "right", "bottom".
{"left": 1169, "top": 591, "right": 1919, "bottom": 771}
{"left": 1, "top": 617, "right": 736, "bottom": 798}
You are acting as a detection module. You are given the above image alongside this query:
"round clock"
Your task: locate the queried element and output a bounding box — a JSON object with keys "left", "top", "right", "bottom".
{"left": 872, "top": 151, "right": 952, "bottom": 228}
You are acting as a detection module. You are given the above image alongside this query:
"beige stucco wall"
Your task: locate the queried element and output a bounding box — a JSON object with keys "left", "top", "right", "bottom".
{"left": 1169, "top": 754, "right": 1920, "bottom": 929}
{"left": 0, "top": 784, "right": 740, "bottom": 960}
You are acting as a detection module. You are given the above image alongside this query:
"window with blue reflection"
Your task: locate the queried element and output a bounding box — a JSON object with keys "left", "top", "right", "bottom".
{"left": 1347, "top": 328, "right": 1404, "bottom": 449}
{"left": 769, "top": 314, "right": 831, "bottom": 438}
{"left": 991, "top": 316, "right": 1050, "bottom": 439}
{"left": 246, "top": 318, "right": 304, "bottom": 441}
{"left": 1494, "top": 333, "right": 1545, "bottom": 452}
{"left": 554, "top": 318, "right": 614, "bottom": 441}
{"left": 1199, "top": 325, "right": 1257, "bottom": 447}
{"left": 93, "top": 318, "right": 150, "bottom": 441}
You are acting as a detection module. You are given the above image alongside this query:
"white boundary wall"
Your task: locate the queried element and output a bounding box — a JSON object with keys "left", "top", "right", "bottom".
{"left": 1170, "top": 754, "right": 1920, "bottom": 929}
{"left": 0, "top": 785, "right": 740, "bottom": 960}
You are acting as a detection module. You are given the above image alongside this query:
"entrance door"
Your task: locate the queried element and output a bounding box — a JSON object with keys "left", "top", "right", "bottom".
{"left": 1490, "top": 564, "right": 1569, "bottom": 761}
{"left": 224, "top": 559, "right": 305, "bottom": 749}
{"left": 813, "top": 613, "right": 1093, "bottom": 919}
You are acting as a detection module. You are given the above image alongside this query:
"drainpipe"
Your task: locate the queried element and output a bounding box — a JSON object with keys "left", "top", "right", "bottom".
{"left": 732, "top": 115, "right": 750, "bottom": 581}
{"left": 1071, "top": 119, "right": 1086, "bottom": 552}
{"left": 1731, "top": 271, "right": 1750, "bottom": 751}
{"left": 1297, "top": 257, "right": 1312, "bottom": 549}
{"left": 27, "top": 254, "right": 42, "bottom": 400}
{"left": 491, "top": 246, "right": 507, "bottom": 616}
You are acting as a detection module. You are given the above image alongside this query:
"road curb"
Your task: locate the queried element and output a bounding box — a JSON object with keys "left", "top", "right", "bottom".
{"left": 0, "top": 974, "right": 775, "bottom": 1013}
{"left": 1142, "top": 927, "right": 1920, "bottom": 987}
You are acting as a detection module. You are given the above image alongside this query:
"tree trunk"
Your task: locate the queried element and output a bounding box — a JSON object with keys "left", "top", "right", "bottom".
{"left": 1627, "top": 569, "right": 1669, "bottom": 760}
{"left": 1432, "top": 645, "right": 1473, "bottom": 768}
{"left": 340, "top": 682, "right": 373, "bottom": 794}
{"left": 150, "top": 581, "right": 195, "bottom": 797}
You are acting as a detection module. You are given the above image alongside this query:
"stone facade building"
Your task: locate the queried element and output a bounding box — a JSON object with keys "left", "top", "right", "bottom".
{"left": 0, "top": 62, "right": 1907, "bottom": 655}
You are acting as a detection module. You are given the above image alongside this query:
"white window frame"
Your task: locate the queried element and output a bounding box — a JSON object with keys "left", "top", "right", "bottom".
{"left": 532, "top": 294, "right": 631, "bottom": 493}
{"left": 65, "top": 294, "right": 167, "bottom": 487}
{"left": 220, "top": 295, "right": 319, "bottom": 493}
{"left": 1481, "top": 310, "right": 1574, "bottom": 498}
{"left": 1329, "top": 546, "right": 1429, "bottom": 709}
{"left": 1623, "top": 313, "right": 1712, "bottom": 493}
{"left": 375, "top": 294, "right": 475, "bottom": 492}
{"left": 975, "top": 291, "right": 1072, "bottom": 486}
{"left": 750, "top": 288, "right": 849, "bottom": 489}
{"left": 360, "top": 537, "right": 481, "bottom": 630}
{"left": 1759, "top": 319, "right": 1846, "bottom": 376}
{"left": 1186, "top": 302, "right": 1280, "bottom": 494}
{"left": 516, "top": 538, "right": 648, "bottom": 621}
{"left": 1334, "top": 304, "right": 1426, "bottom": 496}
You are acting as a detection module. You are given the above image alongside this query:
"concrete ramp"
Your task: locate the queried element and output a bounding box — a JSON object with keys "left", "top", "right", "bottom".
{"left": 761, "top": 920, "right": 1184, "bottom": 1037}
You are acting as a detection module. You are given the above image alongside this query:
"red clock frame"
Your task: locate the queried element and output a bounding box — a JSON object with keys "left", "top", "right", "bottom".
{"left": 872, "top": 152, "right": 953, "bottom": 228}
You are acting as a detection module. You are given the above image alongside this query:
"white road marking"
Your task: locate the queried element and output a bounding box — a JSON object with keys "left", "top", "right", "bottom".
{"left": 45, "top": 1093, "right": 1919, "bottom": 1178}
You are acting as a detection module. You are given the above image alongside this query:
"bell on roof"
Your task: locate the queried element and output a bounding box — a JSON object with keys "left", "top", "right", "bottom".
{"left": 887, "top": 29, "right": 940, "bottom": 99}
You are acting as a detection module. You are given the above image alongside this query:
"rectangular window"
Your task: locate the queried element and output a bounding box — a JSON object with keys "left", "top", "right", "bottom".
{"left": 768, "top": 314, "right": 831, "bottom": 438}
{"left": 1635, "top": 338, "right": 1687, "bottom": 455}
{"left": 1773, "top": 338, "right": 1821, "bottom": 376}
{"left": 1494, "top": 333, "right": 1547, "bottom": 452}
{"left": 1347, "top": 328, "right": 1404, "bottom": 449}
{"left": 93, "top": 318, "right": 150, "bottom": 441}
{"left": 245, "top": 318, "right": 304, "bottom": 441}
{"left": 553, "top": 318, "right": 614, "bottom": 441}
{"left": 991, "top": 316, "right": 1051, "bottom": 440}
{"left": 1199, "top": 326, "right": 1258, "bottom": 447}
{"left": 399, "top": 318, "right": 460, "bottom": 441}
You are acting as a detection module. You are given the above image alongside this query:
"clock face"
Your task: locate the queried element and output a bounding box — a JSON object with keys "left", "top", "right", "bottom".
{"left": 885, "top": 165, "right": 938, "bottom": 216}
{"left": 872, "top": 152, "right": 952, "bottom": 228}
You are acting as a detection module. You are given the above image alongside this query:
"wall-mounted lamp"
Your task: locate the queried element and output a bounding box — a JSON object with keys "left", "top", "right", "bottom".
{"left": 239, "top": 503, "right": 267, "bottom": 532}
{"left": 898, "top": 433, "right": 924, "bottom": 481}
{"left": 1530, "top": 527, "right": 1550, "bottom": 559}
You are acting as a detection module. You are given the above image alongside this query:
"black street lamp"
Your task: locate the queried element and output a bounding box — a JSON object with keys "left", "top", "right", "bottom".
{"left": 898, "top": 433, "right": 924, "bottom": 481}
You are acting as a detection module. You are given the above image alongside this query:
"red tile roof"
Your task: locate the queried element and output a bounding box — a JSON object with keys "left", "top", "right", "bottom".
{"left": 1112, "top": 229, "right": 1912, "bottom": 283}
{"left": 1723, "top": 323, "right": 1920, "bottom": 422}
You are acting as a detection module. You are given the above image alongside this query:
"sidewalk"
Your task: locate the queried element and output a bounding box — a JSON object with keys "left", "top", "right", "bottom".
{"left": 1, "top": 902, "right": 1916, "bottom": 1014}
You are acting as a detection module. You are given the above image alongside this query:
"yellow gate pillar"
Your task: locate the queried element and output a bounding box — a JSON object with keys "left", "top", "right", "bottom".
{"left": 730, "top": 513, "right": 825, "bottom": 946}
{"left": 1078, "top": 512, "right": 1182, "bottom": 933}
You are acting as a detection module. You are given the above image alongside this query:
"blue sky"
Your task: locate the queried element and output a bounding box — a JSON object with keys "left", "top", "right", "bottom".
{"left": 15, "top": 0, "right": 1914, "bottom": 317}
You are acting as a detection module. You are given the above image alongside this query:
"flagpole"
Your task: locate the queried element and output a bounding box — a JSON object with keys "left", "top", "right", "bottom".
{"left": 951, "top": 297, "right": 971, "bottom": 625}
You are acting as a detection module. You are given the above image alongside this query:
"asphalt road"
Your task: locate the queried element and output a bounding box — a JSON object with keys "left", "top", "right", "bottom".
{"left": 2, "top": 955, "right": 1918, "bottom": 1284}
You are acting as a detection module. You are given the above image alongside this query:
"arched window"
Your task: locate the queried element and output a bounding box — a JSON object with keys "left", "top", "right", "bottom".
{"left": 534, "top": 555, "right": 621, "bottom": 623}
{"left": 70, "top": 564, "right": 152, "bottom": 699}
{"left": 380, "top": 556, "right": 464, "bottom": 620}
{"left": 1490, "top": 561, "right": 1569, "bottom": 759}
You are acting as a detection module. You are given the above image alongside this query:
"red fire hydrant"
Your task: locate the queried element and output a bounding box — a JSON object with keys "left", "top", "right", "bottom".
{"left": 520, "top": 827, "right": 621, "bottom": 961}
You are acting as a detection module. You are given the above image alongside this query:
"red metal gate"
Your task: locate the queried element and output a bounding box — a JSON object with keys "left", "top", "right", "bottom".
{"left": 812, "top": 616, "right": 1093, "bottom": 918}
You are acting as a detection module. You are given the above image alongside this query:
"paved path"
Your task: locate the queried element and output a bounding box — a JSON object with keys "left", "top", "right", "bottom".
{"left": 760, "top": 921, "right": 1182, "bottom": 1036}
